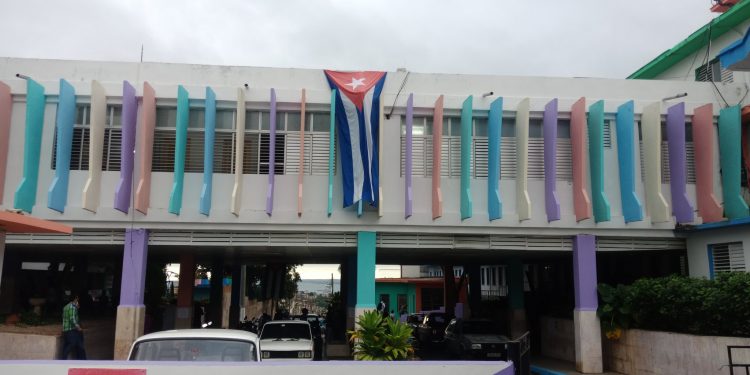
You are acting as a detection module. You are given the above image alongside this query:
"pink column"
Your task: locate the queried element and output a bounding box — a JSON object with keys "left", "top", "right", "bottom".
{"left": 692, "top": 104, "right": 723, "bottom": 223}
{"left": 571, "top": 98, "right": 592, "bottom": 221}
{"left": 0, "top": 83, "right": 11, "bottom": 205}
{"left": 432, "top": 95, "right": 444, "bottom": 220}
{"left": 135, "top": 82, "right": 156, "bottom": 214}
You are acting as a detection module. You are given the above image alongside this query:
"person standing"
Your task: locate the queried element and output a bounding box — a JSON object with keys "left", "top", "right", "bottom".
{"left": 61, "top": 294, "right": 87, "bottom": 360}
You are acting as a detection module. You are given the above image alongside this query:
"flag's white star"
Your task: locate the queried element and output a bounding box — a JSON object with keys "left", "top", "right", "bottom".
{"left": 345, "top": 77, "right": 366, "bottom": 90}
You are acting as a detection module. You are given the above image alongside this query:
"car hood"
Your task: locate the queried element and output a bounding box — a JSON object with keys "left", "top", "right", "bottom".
{"left": 259, "top": 339, "right": 313, "bottom": 351}
{"left": 462, "top": 334, "right": 509, "bottom": 344}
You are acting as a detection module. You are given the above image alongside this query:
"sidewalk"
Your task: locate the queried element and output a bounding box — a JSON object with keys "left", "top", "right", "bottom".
{"left": 531, "top": 357, "right": 622, "bottom": 375}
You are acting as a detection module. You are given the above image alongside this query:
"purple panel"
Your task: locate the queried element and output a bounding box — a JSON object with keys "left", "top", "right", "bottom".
{"left": 266, "top": 89, "right": 276, "bottom": 216}
{"left": 119, "top": 228, "right": 148, "bottom": 306}
{"left": 405, "top": 94, "right": 413, "bottom": 219}
{"left": 114, "top": 81, "right": 137, "bottom": 214}
{"left": 573, "top": 234, "right": 597, "bottom": 311}
{"left": 543, "top": 99, "right": 561, "bottom": 222}
{"left": 667, "top": 103, "right": 695, "bottom": 223}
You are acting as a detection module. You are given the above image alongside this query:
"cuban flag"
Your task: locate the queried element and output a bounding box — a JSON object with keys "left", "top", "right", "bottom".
{"left": 324, "top": 70, "right": 387, "bottom": 208}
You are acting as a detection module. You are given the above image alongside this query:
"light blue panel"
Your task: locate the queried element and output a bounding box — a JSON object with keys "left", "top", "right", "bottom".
{"left": 587, "top": 100, "right": 611, "bottom": 222}
{"left": 356, "top": 231, "right": 377, "bottom": 309}
{"left": 488, "top": 97, "right": 503, "bottom": 220}
{"left": 14, "top": 79, "right": 46, "bottom": 213}
{"left": 460, "top": 96, "right": 473, "bottom": 220}
{"left": 47, "top": 79, "right": 76, "bottom": 213}
{"left": 200, "top": 87, "right": 216, "bottom": 216}
{"left": 718, "top": 105, "right": 750, "bottom": 219}
{"left": 168, "top": 85, "right": 189, "bottom": 215}
{"left": 615, "top": 101, "right": 644, "bottom": 222}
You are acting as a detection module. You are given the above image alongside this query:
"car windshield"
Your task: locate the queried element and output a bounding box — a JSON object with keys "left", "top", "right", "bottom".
{"left": 462, "top": 321, "right": 500, "bottom": 335}
{"left": 130, "top": 339, "right": 256, "bottom": 362}
{"left": 261, "top": 323, "right": 311, "bottom": 340}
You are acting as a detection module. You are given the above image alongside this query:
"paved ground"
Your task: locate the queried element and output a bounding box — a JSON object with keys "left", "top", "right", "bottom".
{"left": 531, "top": 356, "right": 623, "bottom": 375}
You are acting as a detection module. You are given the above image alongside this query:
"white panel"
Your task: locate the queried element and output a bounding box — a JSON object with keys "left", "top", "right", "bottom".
{"left": 516, "top": 98, "right": 531, "bottom": 221}
{"left": 641, "top": 102, "right": 670, "bottom": 223}
{"left": 82, "top": 80, "right": 106, "bottom": 212}
{"left": 231, "top": 89, "right": 245, "bottom": 216}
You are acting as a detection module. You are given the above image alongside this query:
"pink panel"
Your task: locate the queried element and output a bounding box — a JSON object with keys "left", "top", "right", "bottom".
{"left": 298, "top": 89, "right": 306, "bottom": 217}
{"left": 0, "top": 82, "right": 11, "bottom": 204}
{"left": 135, "top": 82, "right": 156, "bottom": 214}
{"left": 692, "top": 104, "right": 723, "bottom": 223}
{"left": 432, "top": 95, "right": 444, "bottom": 220}
{"left": 571, "top": 97, "right": 592, "bottom": 221}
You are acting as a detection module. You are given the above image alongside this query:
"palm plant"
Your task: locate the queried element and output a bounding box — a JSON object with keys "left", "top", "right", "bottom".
{"left": 348, "top": 310, "right": 414, "bottom": 360}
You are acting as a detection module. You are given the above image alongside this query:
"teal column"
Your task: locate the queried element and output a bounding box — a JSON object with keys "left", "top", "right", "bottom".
{"left": 327, "top": 89, "right": 336, "bottom": 217}
{"left": 587, "top": 100, "right": 611, "bottom": 222}
{"left": 200, "top": 87, "right": 216, "bottom": 216}
{"left": 355, "top": 231, "right": 376, "bottom": 310}
{"left": 169, "top": 85, "right": 189, "bottom": 215}
{"left": 487, "top": 97, "right": 503, "bottom": 220}
{"left": 14, "top": 78, "right": 46, "bottom": 213}
{"left": 718, "top": 105, "right": 750, "bottom": 219}
{"left": 460, "top": 96, "right": 473, "bottom": 220}
{"left": 47, "top": 79, "right": 76, "bottom": 213}
{"left": 615, "top": 101, "right": 643, "bottom": 223}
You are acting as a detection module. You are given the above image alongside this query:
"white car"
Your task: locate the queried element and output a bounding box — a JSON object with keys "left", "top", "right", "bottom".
{"left": 128, "top": 329, "right": 260, "bottom": 362}
{"left": 259, "top": 320, "right": 314, "bottom": 361}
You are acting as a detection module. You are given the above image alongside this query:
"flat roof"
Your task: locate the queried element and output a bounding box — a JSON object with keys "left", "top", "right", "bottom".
{"left": 0, "top": 211, "right": 72, "bottom": 234}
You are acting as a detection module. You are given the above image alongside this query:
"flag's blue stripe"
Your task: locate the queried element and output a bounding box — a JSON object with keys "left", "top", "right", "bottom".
{"left": 369, "top": 75, "right": 386, "bottom": 206}
{"left": 357, "top": 107, "right": 371, "bottom": 203}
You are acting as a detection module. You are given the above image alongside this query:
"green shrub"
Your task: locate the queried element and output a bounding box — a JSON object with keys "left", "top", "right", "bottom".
{"left": 598, "top": 273, "right": 750, "bottom": 337}
{"left": 348, "top": 310, "right": 414, "bottom": 360}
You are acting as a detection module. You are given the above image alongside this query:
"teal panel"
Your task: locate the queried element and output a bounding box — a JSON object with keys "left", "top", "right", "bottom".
{"left": 488, "top": 97, "right": 503, "bottom": 220}
{"left": 47, "top": 79, "right": 76, "bottom": 213}
{"left": 587, "top": 100, "right": 611, "bottom": 222}
{"left": 460, "top": 96, "right": 473, "bottom": 220}
{"left": 327, "top": 89, "right": 336, "bottom": 217}
{"left": 14, "top": 79, "right": 46, "bottom": 213}
{"left": 508, "top": 257, "right": 525, "bottom": 310}
{"left": 168, "top": 85, "right": 189, "bottom": 215}
{"left": 615, "top": 101, "right": 644, "bottom": 223}
{"left": 200, "top": 87, "right": 216, "bottom": 216}
{"left": 356, "top": 231, "right": 376, "bottom": 309}
{"left": 718, "top": 105, "right": 750, "bottom": 219}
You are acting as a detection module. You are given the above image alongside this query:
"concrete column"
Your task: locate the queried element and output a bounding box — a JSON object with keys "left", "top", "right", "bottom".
{"left": 465, "top": 264, "right": 481, "bottom": 318}
{"left": 573, "top": 234, "right": 603, "bottom": 373}
{"left": 209, "top": 258, "right": 224, "bottom": 328}
{"left": 508, "top": 257, "right": 527, "bottom": 339}
{"left": 0, "top": 230, "right": 5, "bottom": 293}
{"left": 354, "top": 231, "right": 376, "bottom": 319}
{"left": 114, "top": 228, "right": 148, "bottom": 360}
{"left": 341, "top": 256, "right": 357, "bottom": 330}
{"left": 229, "top": 264, "right": 242, "bottom": 328}
{"left": 175, "top": 253, "right": 195, "bottom": 329}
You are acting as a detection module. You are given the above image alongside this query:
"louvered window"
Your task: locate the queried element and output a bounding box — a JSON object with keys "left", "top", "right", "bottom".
{"left": 710, "top": 242, "right": 746, "bottom": 278}
{"left": 696, "top": 59, "right": 733, "bottom": 83}
{"left": 51, "top": 104, "right": 122, "bottom": 171}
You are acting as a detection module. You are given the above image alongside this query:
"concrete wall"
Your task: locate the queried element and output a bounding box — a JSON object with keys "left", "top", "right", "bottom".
{"left": 0, "top": 332, "right": 60, "bottom": 359}
{"left": 0, "top": 360, "right": 514, "bottom": 375}
{"left": 539, "top": 316, "right": 575, "bottom": 364}
{"left": 686, "top": 226, "right": 750, "bottom": 278}
{"left": 603, "top": 329, "right": 750, "bottom": 375}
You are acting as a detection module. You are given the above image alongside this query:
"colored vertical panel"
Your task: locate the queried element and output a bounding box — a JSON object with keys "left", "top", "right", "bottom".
{"left": 587, "top": 100, "right": 611, "bottom": 222}
{"left": 200, "top": 87, "right": 216, "bottom": 216}
{"left": 120, "top": 228, "right": 149, "bottom": 306}
{"left": 114, "top": 81, "right": 137, "bottom": 214}
{"left": 327, "top": 89, "right": 336, "bottom": 217}
{"left": 692, "top": 104, "right": 723, "bottom": 223}
{"left": 543, "top": 98, "right": 560, "bottom": 222}
{"left": 432, "top": 95, "right": 444, "bottom": 220}
{"left": 642, "top": 102, "right": 671, "bottom": 223}
{"left": 718, "top": 105, "right": 750, "bottom": 219}
{"left": 356, "top": 231, "right": 377, "bottom": 309}
{"left": 460, "top": 96, "right": 473, "bottom": 220}
{"left": 168, "top": 85, "right": 189, "bottom": 215}
{"left": 231, "top": 89, "right": 245, "bottom": 216}
{"left": 666, "top": 102, "right": 695, "bottom": 223}
{"left": 14, "top": 78, "right": 45, "bottom": 213}
{"left": 82, "top": 81, "right": 106, "bottom": 213}
{"left": 404, "top": 93, "right": 413, "bottom": 219}
{"left": 298, "top": 89, "right": 306, "bottom": 217}
{"left": 488, "top": 97, "right": 503, "bottom": 221}
{"left": 573, "top": 234, "right": 598, "bottom": 310}
{"left": 135, "top": 82, "right": 156, "bottom": 214}
{"left": 516, "top": 98, "right": 531, "bottom": 221}
{"left": 0, "top": 82, "right": 10, "bottom": 205}
{"left": 571, "top": 98, "right": 592, "bottom": 221}
{"left": 615, "top": 101, "right": 644, "bottom": 223}
{"left": 47, "top": 79, "right": 76, "bottom": 213}
{"left": 266, "top": 89, "right": 277, "bottom": 216}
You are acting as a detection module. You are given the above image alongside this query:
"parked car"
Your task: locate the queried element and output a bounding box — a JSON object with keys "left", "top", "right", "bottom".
{"left": 443, "top": 318, "right": 510, "bottom": 360}
{"left": 128, "top": 329, "right": 260, "bottom": 362}
{"left": 406, "top": 313, "right": 425, "bottom": 338}
{"left": 416, "top": 312, "right": 449, "bottom": 346}
{"left": 259, "top": 320, "right": 314, "bottom": 361}
{"left": 292, "top": 314, "right": 325, "bottom": 360}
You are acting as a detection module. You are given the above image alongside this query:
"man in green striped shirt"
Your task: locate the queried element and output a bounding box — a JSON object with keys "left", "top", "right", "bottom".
{"left": 61, "top": 295, "right": 86, "bottom": 360}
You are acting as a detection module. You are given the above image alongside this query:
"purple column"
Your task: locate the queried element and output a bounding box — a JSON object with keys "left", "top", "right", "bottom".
{"left": 544, "top": 99, "right": 561, "bottom": 222}
{"left": 114, "top": 81, "right": 137, "bottom": 213}
{"left": 405, "top": 94, "right": 413, "bottom": 219}
{"left": 573, "top": 234, "right": 597, "bottom": 311}
{"left": 667, "top": 103, "right": 695, "bottom": 223}
{"left": 119, "top": 228, "right": 149, "bottom": 306}
{"left": 266, "top": 89, "right": 276, "bottom": 216}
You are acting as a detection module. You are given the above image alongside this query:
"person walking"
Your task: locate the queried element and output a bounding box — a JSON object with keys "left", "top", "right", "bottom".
{"left": 61, "top": 294, "right": 87, "bottom": 360}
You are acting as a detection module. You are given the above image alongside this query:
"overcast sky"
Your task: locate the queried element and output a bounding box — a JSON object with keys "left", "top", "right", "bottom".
{"left": 0, "top": 0, "right": 717, "bottom": 78}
